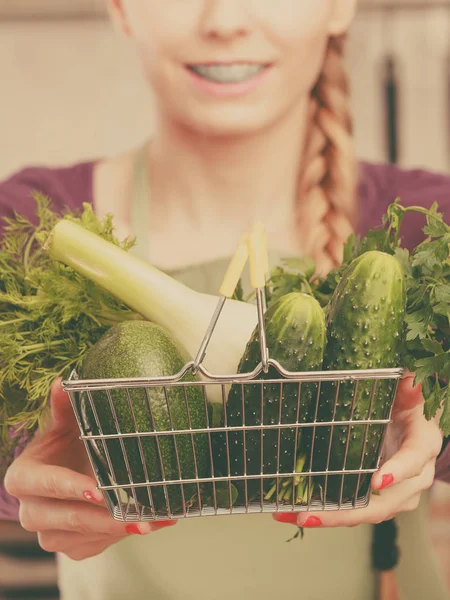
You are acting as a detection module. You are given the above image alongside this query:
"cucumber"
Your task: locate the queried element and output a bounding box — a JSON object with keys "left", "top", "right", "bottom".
{"left": 312, "top": 251, "right": 405, "bottom": 503}
{"left": 79, "top": 320, "right": 209, "bottom": 515}
{"left": 220, "top": 293, "right": 326, "bottom": 503}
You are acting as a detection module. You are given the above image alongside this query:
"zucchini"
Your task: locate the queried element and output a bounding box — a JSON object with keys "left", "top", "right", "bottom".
{"left": 79, "top": 320, "right": 209, "bottom": 515}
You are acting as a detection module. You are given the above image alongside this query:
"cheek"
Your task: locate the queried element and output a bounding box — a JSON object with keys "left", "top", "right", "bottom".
{"left": 124, "top": 2, "right": 193, "bottom": 69}
{"left": 279, "top": 31, "right": 330, "bottom": 100}
{"left": 262, "top": 3, "right": 334, "bottom": 92}
{"left": 260, "top": 1, "right": 332, "bottom": 36}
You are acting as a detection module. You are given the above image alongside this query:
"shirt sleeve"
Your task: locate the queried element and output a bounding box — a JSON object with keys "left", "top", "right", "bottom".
{"left": 358, "top": 161, "right": 450, "bottom": 250}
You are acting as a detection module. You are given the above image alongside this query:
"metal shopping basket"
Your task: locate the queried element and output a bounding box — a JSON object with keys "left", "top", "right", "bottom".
{"left": 62, "top": 225, "right": 403, "bottom": 523}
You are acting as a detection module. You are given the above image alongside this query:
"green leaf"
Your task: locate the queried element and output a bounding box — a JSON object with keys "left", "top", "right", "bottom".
{"left": 402, "top": 352, "right": 416, "bottom": 373}
{"left": 422, "top": 376, "right": 433, "bottom": 398}
{"left": 412, "top": 237, "right": 450, "bottom": 271}
{"left": 414, "top": 354, "right": 449, "bottom": 384}
{"left": 405, "top": 310, "right": 429, "bottom": 341}
{"left": 432, "top": 302, "right": 450, "bottom": 319}
{"left": 439, "top": 392, "right": 450, "bottom": 437}
{"left": 214, "top": 483, "right": 239, "bottom": 509}
{"left": 281, "top": 256, "right": 315, "bottom": 278}
{"left": 343, "top": 233, "right": 357, "bottom": 263}
{"left": 422, "top": 207, "right": 449, "bottom": 237}
{"left": 424, "top": 376, "right": 442, "bottom": 420}
{"left": 359, "top": 229, "right": 392, "bottom": 254}
{"left": 394, "top": 248, "right": 411, "bottom": 275}
{"left": 433, "top": 284, "right": 450, "bottom": 304}
{"left": 421, "top": 339, "right": 444, "bottom": 355}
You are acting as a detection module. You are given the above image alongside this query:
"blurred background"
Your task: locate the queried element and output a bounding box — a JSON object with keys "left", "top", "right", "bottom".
{"left": 0, "top": 0, "right": 449, "bottom": 598}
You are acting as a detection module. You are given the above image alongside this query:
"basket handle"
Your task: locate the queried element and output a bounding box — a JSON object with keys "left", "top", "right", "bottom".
{"left": 248, "top": 222, "right": 270, "bottom": 371}
{"left": 192, "top": 232, "right": 250, "bottom": 372}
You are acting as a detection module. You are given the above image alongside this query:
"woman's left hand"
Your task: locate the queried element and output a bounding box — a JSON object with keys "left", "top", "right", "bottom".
{"left": 273, "top": 372, "right": 444, "bottom": 529}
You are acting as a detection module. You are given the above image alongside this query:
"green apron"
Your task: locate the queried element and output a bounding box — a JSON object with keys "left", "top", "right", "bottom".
{"left": 57, "top": 147, "right": 449, "bottom": 600}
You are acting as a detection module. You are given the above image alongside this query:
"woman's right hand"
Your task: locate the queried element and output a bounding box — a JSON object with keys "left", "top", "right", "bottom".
{"left": 4, "top": 378, "right": 176, "bottom": 561}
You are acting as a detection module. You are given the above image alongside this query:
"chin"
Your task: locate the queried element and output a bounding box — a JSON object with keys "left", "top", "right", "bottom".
{"left": 176, "top": 102, "right": 284, "bottom": 140}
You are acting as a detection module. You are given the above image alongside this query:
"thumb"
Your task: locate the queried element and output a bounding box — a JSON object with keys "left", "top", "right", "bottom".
{"left": 393, "top": 371, "right": 423, "bottom": 413}
{"left": 49, "top": 377, "right": 78, "bottom": 431}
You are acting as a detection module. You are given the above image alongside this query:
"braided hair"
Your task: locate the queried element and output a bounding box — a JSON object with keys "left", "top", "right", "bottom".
{"left": 298, "top": 34, "right": 356, "bottom": 277}
{"left": 300, "top": 34, "right": 400, "bottom": 578}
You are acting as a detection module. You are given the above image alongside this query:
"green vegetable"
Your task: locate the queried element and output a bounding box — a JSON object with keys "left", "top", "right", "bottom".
{"left": 0, "top": 195, "right": 140, "bottom": 471}
{"left": 45, "top": 218, "right": 257, "bottom": 404}
{"left": 220, "top": 292, "right": 326, "bottom": 503}
{"left": 311, "top": 251, "right": 405, "bottom": 503}
{"left": 80, "top": 320, "right": 209, "bottom": 514}
{"left": 264, "top": 200, "right": 450, "bottom": 436}
{"left": 3, "top": 192, "right": 450, "bottom": 490}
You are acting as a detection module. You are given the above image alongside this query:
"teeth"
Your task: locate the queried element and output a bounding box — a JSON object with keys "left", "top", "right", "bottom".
{"left": 189, "top": 64, "right": 265, "bottom": 83}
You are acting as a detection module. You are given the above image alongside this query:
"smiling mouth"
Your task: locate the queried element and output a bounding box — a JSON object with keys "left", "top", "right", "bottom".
{"left": 187, "top": 63, "right": 269, "bottom": 84}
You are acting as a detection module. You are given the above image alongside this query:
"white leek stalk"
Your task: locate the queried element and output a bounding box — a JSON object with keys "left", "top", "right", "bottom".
{"left": 45, "top": 220, "right": 257, "bottom": 393}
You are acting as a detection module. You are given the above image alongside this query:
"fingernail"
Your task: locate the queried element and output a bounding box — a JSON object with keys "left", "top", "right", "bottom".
{"left": 83, "top": 491, "right": 103, "bottom": 503}
{"left": 302, "top": 516, "right": 322, "bottom": 527}
{"left": 379, "top": 474, "right": 394, "bottom": 490}
{"left": 126, "top": 523, "right": 145, "bottom": 535}
{"left": 273, "top": 513, "right": 298, "bottom": 525}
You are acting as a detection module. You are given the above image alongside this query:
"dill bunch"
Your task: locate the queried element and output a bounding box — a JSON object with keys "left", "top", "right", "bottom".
{"left": 0, "top": 193, "right": 140, "bottom": 473}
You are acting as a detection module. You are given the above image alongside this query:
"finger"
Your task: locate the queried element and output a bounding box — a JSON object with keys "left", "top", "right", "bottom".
{"left": 60, "top": 521, "right": 176, "bottom": 562}
{"left": 372, "top": 408, "right": 442, "bottom": 490}
{"left": 392, "top": 374, "right": 423, "bottom": 413}
{"left": 401, "top": 492, "right": 422, "bottom": 513}
{"left": 5, "top": 460, "right": 103, "bottom": 503}
{"left": 273, "top": 495, "right": 387, "bottom": 529}
{"left": 273, "top": 463, "right": 432, "bottom": 529}
{"left": 20, "top": 497, "right": 177, "bottom": 536}
{"left": 38, "top": 519, "right": 176, "bottom": 554}
{"left": 38, "top": 530, "right": 125, "bottom": 554}
{"left": 49, "top": 377, "right": 78, "bottom": 432}
{"left": 63, "top": 538, "right": 124, "bottom": 562}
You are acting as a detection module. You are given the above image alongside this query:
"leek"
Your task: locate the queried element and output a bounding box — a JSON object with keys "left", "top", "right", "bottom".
{"left": 45, "top": 220, "right": 258, "bottom": 395}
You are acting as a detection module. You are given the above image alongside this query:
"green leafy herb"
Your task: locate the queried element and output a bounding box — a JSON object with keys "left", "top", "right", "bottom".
{"left": 0, "top": 193, "right": 140, "bottom": 473}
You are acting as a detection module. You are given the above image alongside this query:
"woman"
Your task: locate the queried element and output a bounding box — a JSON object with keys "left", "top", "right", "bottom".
{"left": 1, "top": 1, "right": 450, "bottom": 598}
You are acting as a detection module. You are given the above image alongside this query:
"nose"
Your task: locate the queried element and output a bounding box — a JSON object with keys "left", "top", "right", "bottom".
{"left": 200, "top": 0, "right": 251, "bottom": 41}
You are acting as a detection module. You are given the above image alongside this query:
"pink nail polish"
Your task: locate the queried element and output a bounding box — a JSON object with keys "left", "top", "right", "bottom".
{"left": 379, "top": 474, "right": 394, "bottom": 490}
{"left": 302, "top": 516, "right": 322, "bottom": 527}
{"left": 83, "top": 491, "right": 102, "bottom": 503}
{"left": 273, "top": 513, "right": 298, "bottom": 525}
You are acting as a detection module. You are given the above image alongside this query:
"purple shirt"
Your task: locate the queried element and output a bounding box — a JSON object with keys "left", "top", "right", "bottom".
{"left": 0, "top": 159, "right": 449, "bottom": 520}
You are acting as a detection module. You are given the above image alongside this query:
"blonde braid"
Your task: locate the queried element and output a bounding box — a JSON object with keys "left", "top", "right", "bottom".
{"left": 298, "top": 35, "right": 357, "bottom": 277}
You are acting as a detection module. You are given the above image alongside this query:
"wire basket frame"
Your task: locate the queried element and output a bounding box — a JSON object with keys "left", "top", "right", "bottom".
{"left": 62, "top": 232, "right": 404, "bottom": 522}
{"left": 63, "top": 359, "right": 402, "bottom": 522}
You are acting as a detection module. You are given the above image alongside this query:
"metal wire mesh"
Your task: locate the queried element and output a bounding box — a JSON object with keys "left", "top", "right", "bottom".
{"left": 63, "top": 364, "right": 402, "bottom": 522}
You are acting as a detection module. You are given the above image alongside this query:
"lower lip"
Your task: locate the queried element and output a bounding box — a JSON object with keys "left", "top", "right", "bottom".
{"left": 185, "top": 65, "right": 272, "bottom": 98}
